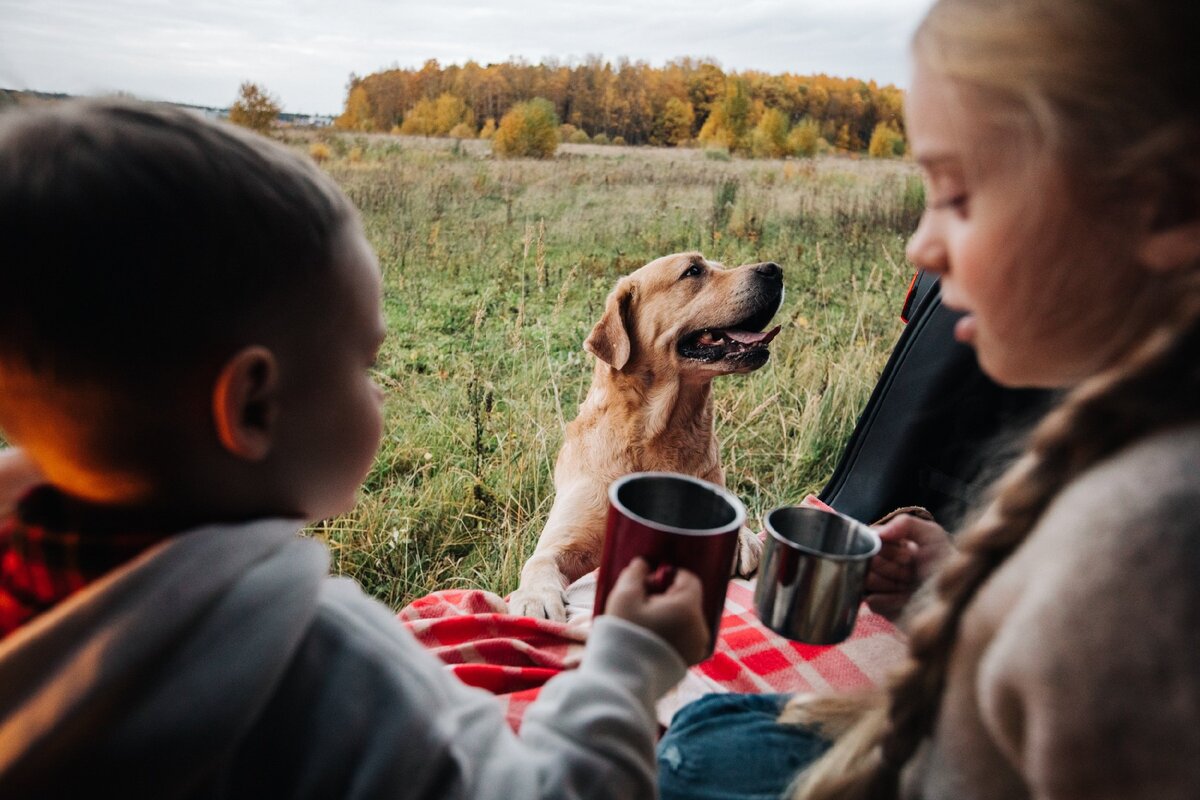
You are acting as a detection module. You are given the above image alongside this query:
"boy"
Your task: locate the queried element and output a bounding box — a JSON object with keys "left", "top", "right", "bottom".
{"left": 0, "top": 99, "right": 709, "bottom": 798}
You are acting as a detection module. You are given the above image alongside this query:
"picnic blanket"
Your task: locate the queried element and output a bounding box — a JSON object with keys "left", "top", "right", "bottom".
{"left": 398, "top": 571, "right": 908, "bottom": 731}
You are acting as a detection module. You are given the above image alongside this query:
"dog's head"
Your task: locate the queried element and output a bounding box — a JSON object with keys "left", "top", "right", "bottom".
{"left": 585, "top": 252, "right": 784, "bottom": 379}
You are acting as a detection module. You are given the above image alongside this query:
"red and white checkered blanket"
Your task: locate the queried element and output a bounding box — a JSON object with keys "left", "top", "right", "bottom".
{"left": 398, "top": 573, "right": 908, "bottom": 731}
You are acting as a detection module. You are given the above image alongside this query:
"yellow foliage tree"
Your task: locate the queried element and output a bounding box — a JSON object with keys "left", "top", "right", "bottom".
{"left": 479, "top": 118, "right": 497, "bottom": 139}
{"left": 655, "top": 97, "right": 694, "bottom": 146}
{"left": 868, "top": 121, "right": 906, "bottom": 158}
{"left": 434, "top": 93, "right": 474, "bottom": 134}
{"left": 335, "top": 84, "right": 374, "bottom": 132}
{"left": 228, "top": 82, "right": 280, "bottom": 132}
{"left": 493, "top": 98, "right": 559, "bottom": 159}
{"left": 750, "top": 108, "right": 791, "bottom": 158}
{"left": 399, "top": 93, "right": 474, "bottom": 137}
{"left": 697, "top": 105, "right": 733, "bottom": 150}
{"left": 835, "top": 122, "right": 852, "bottom": 152}
{"left": 787, "top": 118, "right": 821, "bottom": 157}
{"left": 399, "top": 97, "right": 438, "bottom": 136}
{"left": 697, "top": 79, "right": 752, "bottom": 152}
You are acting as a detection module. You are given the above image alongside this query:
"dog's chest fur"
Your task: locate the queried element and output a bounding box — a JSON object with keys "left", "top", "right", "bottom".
{"left": 567, "top": 369, "right": 723, "bottom": 483}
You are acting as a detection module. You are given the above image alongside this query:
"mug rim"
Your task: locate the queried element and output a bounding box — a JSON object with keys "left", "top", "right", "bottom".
{"left": 764, "top": 505, "right": 881, "bottom": 561}
{"left": 608, "top": 471, "right": 747, "bottom": 536}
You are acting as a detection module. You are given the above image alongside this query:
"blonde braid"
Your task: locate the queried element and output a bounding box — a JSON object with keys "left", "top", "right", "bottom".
{"left": 793, "top": 292, "right": 1200, "bottom": 800}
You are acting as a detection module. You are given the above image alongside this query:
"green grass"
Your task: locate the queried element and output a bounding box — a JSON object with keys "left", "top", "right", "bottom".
{"left": 294, "top": 134, "right": 924, "bottom": 610}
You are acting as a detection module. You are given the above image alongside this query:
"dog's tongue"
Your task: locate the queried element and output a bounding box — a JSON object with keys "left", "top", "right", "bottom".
{"left": 725, "top": 324, "right": 782, "bottom": 345}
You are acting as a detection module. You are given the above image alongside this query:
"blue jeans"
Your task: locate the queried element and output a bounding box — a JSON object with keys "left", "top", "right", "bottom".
{"left": 656, "top": 693, "right": 831, "bottom": 800}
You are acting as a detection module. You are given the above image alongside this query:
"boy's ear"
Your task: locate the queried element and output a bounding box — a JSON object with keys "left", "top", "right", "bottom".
{"left": 584, "top": 280, "right": 635, "bottom": 370}
{"left": 1138, "top": 218, "right": 1200, "bottom": 272}
{"left": 212, "top": 346, "right": 279, "bottom": 461}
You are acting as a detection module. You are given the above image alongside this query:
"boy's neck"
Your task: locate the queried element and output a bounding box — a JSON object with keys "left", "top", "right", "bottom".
{"left": 17, "top": 435, "right": 306, "bottom": 532}
{"left": 12, "top": 483, "right": 263, "bottom": 537}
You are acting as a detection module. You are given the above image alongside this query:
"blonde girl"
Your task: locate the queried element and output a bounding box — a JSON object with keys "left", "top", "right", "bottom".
{"left": 657, "top": 0, "right": 1200, "bottom": 797}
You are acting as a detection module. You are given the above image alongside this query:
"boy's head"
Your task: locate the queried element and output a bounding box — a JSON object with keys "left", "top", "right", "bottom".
{"left": 0, "top": 99, "right": 386, "bottom": 522}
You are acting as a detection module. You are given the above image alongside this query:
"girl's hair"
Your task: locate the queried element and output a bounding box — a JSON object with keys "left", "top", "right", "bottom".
{"left": 0, "top": 98, "right": 356, "bottom": 387}
{"left": 791, "top": 1, "right": 1200, "bottom": 797}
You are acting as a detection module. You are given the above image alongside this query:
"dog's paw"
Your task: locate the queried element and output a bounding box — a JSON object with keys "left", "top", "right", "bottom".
{"left": 507, "top": 586, "right": 569, "bottom": 621}
{"left": 731, "top": 526, "right": 763, "bottom": 577}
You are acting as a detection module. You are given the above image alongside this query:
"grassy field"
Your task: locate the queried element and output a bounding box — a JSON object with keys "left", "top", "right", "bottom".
{"left": 286, "top": 132, "right": 925, "bottom": 610}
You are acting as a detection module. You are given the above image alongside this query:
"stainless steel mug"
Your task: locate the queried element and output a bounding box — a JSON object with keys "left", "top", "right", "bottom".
{"left": 754, "top": 506, "right": 881, "bottom": 645}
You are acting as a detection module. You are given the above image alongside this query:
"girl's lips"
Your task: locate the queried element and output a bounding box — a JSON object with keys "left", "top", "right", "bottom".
{"left": 954, "top": 313, "right": 977, "bottom": 344}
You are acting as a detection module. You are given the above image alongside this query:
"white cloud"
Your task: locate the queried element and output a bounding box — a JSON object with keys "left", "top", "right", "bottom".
{"left": 0, "top": 0, "right": 929, "bottom": 115}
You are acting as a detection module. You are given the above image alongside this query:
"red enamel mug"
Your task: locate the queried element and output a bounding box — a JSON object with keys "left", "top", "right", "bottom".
{"left": 593, "top": 472, "right": 745, "bottom": 657}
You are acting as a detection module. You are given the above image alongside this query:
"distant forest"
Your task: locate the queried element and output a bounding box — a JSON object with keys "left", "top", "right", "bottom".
{"left": 335, "top": 57, "right": 907, "bottom": 157}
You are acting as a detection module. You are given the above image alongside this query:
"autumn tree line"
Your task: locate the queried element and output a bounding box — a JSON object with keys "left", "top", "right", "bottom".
{"left": 332, "top": 57, "right": 908, "bottom": 159}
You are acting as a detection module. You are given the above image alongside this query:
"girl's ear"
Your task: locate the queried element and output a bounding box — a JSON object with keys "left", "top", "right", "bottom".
{"left": 584, "top": 279, "right": 636, "bottom": 370}
{"left": 1139, "top": 218, "right": 1200, "bottom": 272}
{"left": 211, "top": 346, "right": 279, "bottom": 461}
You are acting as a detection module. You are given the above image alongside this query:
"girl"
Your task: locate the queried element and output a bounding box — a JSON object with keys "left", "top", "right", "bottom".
{"left": 658, "top": 0, "right": 1200, "bottom": 797}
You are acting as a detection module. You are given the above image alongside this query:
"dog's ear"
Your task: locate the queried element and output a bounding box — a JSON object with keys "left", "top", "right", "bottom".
{"left": 585, "top": 279, "right": 635, "bottom": 370}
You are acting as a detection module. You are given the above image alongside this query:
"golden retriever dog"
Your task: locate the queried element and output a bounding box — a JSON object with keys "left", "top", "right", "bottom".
{"left": 507, "top": 252, "right": 784, "bottom": 620}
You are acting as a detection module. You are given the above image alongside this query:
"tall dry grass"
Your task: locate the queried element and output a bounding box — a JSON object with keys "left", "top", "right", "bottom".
{"left": 286, "top": 132, "right": 924, "bottom": 610}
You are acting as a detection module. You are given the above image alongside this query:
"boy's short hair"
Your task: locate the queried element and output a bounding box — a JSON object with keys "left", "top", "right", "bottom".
{"left": 0, "top": 98, "right": 355, "bottom": 388}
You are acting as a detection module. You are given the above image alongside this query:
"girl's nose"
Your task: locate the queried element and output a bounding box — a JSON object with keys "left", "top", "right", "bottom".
{"left": 905, "top": 212, "right": 948, "bottom": 274}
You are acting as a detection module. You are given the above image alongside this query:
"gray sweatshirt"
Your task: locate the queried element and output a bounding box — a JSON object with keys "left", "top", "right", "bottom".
{"left": 0, "top": 519, "right": 685, "bottom": 799}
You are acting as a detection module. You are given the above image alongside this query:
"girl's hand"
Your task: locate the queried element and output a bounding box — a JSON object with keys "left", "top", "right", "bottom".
{"left": 864, "top": 514, "right": 955, "bottom": 620}
{"left": 605, "top": 558, "right": 711, "bottom": 666}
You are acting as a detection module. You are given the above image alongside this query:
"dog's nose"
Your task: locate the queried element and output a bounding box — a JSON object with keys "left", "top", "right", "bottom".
{"left": 755, "top": 262, "right": 782, "bottom": 281}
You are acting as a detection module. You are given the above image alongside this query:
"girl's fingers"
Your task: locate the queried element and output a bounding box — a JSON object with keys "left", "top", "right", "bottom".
{"left": 865, "top": 592, "right": 909, "bottom": 620}
{"left": 865, "top": 570, "right": 911, "bottom": 594}
{"left": 871, "top": 546, "right": 916, "bottom": 583}
{"left": 875, "top": 518, "right": 914, "bottom": 541}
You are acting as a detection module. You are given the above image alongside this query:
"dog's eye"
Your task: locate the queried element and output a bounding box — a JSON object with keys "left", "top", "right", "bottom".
{"left": 681, "top": 263, "right": 705, "bottom": 279}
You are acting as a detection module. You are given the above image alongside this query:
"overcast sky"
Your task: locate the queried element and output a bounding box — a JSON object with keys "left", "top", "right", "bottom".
{"left": 1, "top": 0, "right": 931, "bottom": 117}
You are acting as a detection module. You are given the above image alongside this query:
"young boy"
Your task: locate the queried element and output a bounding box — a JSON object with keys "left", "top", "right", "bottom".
{"left": 0, "top": 99, "right": 710, "bottom": 798}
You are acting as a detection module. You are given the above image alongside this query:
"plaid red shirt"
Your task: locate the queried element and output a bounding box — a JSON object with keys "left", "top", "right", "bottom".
{"left": 0, "top": 486, "right": 172, "bottom": 639}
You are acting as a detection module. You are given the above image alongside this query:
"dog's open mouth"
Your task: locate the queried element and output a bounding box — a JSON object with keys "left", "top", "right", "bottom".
{"left": 678, "top": 308, "right": 783, "bottom": 364}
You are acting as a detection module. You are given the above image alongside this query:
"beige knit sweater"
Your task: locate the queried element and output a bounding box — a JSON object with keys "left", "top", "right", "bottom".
{"left": 905, "top": 423, "right": 1200, "bottom": 799}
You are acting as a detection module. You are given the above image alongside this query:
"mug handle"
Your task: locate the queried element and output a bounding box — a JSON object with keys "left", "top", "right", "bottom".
{"left": 644, "top": 563, "right": 677, "bottom": 594}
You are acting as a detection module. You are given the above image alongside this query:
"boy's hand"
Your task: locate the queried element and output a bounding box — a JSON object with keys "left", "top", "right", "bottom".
{"left": 864, "top": 514, "right": 954, "bottom": 620}
{"left": 605, "top": 558, "right": 711, "bottom": 666}
{"left": 0, "top": 448, "right": 41, "bottom": 515}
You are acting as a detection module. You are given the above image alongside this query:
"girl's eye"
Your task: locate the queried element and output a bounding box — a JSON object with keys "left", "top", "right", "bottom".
{"left": 930, "top": 194, "right": 968, "bottom": 213}
{"left": 681, "top": 263, "right": 704, "bottom": 279}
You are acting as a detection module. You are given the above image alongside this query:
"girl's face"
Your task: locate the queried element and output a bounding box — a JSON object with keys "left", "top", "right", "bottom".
{"left": 904, "top": 63, "right": 1146, "bottom": 388}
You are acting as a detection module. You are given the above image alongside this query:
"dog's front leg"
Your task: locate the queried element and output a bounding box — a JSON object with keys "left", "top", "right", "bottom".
{"left": 508, "top": 479, "right": 607, "bottom": 621}
{"left": 508, "top": 551, "right": 572, "bottom": 621}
